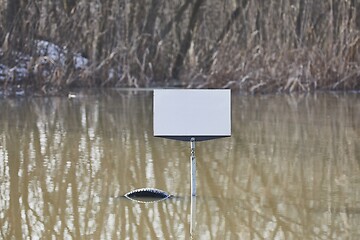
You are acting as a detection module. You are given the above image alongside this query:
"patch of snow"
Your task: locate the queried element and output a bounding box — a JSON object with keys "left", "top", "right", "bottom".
{"left": 0, "top": 65, "right": 29, "bottom": 82}
{"left": 11, "top": 66, "right": 29, "bottom": 80}
{"left": 15, "top": 89, "right": 25, "bottom": 96}
{"left": 35, "top": 40, "right": 66, "bottom": 65}
{"left": 1, "top": 40, "right": 89, "bottom": 86}
{"left": 13, "top": 52, "right": 30, "bottom": 80}
{"left": 73, "top": 53, "right": 88, "bottom": 69}
{"left": 108, "top": 68, "right": 115, "bottom": 80}
{"left": 35, "top": 40, "right": 88, "bottom": 69}
{"left": 0, "top": 64, "right": 7, "bottom": 82}
{"left": 108, "top": 66, "right": 123, "bottom": 81}
{"left": 0, "top": 50, "right": 30, "bottom": 82}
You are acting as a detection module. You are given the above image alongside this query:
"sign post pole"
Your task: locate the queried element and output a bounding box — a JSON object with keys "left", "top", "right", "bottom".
{"left": 190, "top": 137, "right": 196, "bottom": 197}
{"left": 190, "top": 138, "right": 196, "bottom": 236}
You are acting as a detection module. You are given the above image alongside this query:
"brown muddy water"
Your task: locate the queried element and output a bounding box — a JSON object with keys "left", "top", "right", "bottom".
{"left": 1, "top": 90, "right": 360, "bottom": 239}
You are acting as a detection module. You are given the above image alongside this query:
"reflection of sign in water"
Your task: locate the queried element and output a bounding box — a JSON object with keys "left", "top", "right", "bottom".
{"left": 153, "top": 89, "right": 231, "bottom": 141}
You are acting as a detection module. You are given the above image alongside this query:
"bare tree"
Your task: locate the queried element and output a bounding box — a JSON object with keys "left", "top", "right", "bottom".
{"left": 172, "top": 0, "right": 205, "bottom": 79}
{"left": 6, "top": 0, "right": 21, "bottom": 32}
{"left": 0, "top": 0, "right": 359, "bottom": 92}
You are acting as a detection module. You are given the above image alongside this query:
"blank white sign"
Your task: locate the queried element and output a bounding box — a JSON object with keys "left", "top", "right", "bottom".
{"left": 153, "top": 89, "right": 231, "bottom": 141}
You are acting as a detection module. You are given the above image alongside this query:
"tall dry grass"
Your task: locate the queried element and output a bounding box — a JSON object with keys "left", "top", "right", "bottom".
{"left": 0, "top": 0, "right": 359, "bottom": 93}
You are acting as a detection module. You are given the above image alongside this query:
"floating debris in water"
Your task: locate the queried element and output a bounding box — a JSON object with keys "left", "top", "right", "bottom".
{"left": 68, "top": 93, "right": 77, "bottom": 99}
{"left": 124, "top": 188, "right": 171, "bottom": 203}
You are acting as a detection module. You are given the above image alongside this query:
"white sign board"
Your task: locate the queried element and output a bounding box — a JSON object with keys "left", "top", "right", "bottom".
{"left": 153, "top": 89, "right": 231, "bottom": 141}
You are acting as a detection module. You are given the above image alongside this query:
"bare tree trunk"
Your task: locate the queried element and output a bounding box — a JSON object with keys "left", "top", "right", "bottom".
{"left": 172, "top": 0, "right": 205, "bottom": 80}
{"left": 62, "top": 0, "right": 76, "bottom": 15}
{"left": 159, "top": 0, "right": 193, "bottom": 40}
{"left": 257, "top": 0, "right": 268, "bottom": 44}
{"left": 96, "top": 0, "right": 113, "bottom": 61}
{"left": 350, "top": 0, "right": 360, "bottom": 30}
{"left": 296, "top": 0, "right": 305, "bottom": 46}
{"left": 143, "top": 0, "right": 161, "bottom": 36}
{"left": 331, "top": 0, "right": 340, "bottom": 43}
{"left": 202, "top": 2, "right": 245, "bottom": 73}
{"left": 6, "top": 0, "right": 21, "bottom": 33}
{"left": 5, "top": 0, "right": 23, "bottom": 51}
{"left": 126, "top": 1, "right": 137, "bottom": 43}
{"left": 139, "top": 0, "right": 162, "bottom": 62}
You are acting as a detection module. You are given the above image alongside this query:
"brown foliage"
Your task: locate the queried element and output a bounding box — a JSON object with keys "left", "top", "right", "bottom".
{"left": 0, "top": 0, "right": 360, "bottom": 94}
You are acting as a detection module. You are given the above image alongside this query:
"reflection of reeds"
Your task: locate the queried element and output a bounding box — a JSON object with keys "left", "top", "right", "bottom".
{"left": 191, "top": 93, "right": 360, "bottom": 238}
{"left": 1, "top": 1, "right": 359, "bottom": 92}
{"left": 1, "top": 92, "right": 360, "bottom": 238}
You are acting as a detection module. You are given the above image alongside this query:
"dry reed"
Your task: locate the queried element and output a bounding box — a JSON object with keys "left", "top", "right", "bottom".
{"left": 0, "top": 0, "right": 359, "bottom": 94}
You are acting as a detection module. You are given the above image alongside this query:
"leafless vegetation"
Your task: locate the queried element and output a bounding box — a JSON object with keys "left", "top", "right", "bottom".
{"left": 1, "top": 0, "right": 360, "bottom": 93}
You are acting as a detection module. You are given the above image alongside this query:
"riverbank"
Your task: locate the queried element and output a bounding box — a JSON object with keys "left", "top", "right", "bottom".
{"left": 1, "top": 1, "right": 360, "bottom": 96}
{"left": 2, "top": 39, "right": 359, "bottom": 98}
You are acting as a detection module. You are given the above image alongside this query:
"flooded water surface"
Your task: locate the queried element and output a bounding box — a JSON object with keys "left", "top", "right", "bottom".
{"left": 1, "top": 90, "right": 360, "bottom": 239}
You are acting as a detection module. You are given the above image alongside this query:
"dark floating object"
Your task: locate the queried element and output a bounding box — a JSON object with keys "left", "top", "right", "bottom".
{"left": 124, "top": 188, "right": 172, "bottom": 203}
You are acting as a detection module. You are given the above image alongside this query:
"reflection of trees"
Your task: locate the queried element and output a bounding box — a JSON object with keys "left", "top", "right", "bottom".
{"left": 196, "top": 93, "right": 360, "bottom": 239}
{"left": 0, "top": 91, "right": 190, "bottom": 238}
{"left": 0, "top": 92, "right": 360, "bottom": 239}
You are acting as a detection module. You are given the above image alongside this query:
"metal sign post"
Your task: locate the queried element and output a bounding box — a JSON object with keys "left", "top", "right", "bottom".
{"left": 153, "top": 89, "right": 231, "bottom": 236}
{"left": 190, "top": 137, "right": 196, "bottom": 196}
{"left": 190, "top": 138, "right": 196, "bottom": 237}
